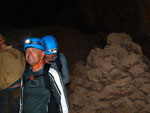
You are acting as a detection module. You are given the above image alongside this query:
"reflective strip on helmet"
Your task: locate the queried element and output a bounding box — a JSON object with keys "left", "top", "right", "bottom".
{"left": 46, "top": 48, "right": 57, "bottom": 53}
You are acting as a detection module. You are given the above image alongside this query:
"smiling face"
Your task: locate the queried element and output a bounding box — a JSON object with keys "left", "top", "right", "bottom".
{"left": 25, "top": 47, "right": 45, "bottom": 66}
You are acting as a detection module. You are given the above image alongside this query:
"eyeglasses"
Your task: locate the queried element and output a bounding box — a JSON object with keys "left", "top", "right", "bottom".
{"left": 25, "top": 39, "right": 44, "bottom": 46}
{"left": 46, "top": 48, "right": 57, "bottom": 53}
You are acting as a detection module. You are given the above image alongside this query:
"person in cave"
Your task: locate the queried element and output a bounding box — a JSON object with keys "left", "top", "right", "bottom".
{"left": 20, "top": 37, "right": 69, "bottom": 113}
{"left": 41, "top": 35, "right": 70, "bottom": 85}
{"left": 0, "top": 34, "right": 25, "bottom": 113}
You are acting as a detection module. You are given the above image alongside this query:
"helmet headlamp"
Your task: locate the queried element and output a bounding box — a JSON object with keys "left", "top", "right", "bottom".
{"left": 24, "top": 38, "right": 45, "bottom": 51}
{"left": 25, "top": 39, "right": 42, "bottom": 45}
{"left": 47, "top": 48, "right": 57, "bottom": 53}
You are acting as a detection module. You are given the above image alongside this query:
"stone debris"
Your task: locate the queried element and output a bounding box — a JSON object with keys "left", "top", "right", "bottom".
{"left": 68, "top": 33, "right": 150, "bottom": 113}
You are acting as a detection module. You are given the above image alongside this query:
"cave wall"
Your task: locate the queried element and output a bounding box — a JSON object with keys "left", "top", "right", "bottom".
{"left": 0, "top": 0, "right": 150, "bottom": 57}
{"left": 0, "top": 0, "right": 145, "bottom": 37}
{"left": 0, "top": 0, "right": 141, "bottom": 29}
{"left": 57, "top": 0, "right": 140, "bottom": 35}
{"left": 0, "top": 0, "right": 147, "bottom": 34}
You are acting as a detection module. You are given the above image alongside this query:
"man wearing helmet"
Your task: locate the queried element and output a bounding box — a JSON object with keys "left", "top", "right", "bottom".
{"left": 41, "top": 35, "right": 70, "bottom": 85}
{"left": 0, "top": 35, "right": 25, "bottom": 113}
{"left": 20, "top": 37, "right": 69, "bottom": 113}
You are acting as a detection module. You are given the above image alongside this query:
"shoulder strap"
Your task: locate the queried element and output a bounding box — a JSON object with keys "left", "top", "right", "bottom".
{"left": 43, "top": 64, "right": 51, "bottom": 90}
{"left": 43, "top": 64, "right": 60, "bottom": 113}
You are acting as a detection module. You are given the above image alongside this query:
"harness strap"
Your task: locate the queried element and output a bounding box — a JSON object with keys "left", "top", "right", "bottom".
{"left": 43, "top": 64, "right": 60, "bottom": 113}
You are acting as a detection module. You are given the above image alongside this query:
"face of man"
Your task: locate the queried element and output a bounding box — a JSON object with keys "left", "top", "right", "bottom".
{"left": 45, "top": 54, "right": 55, "bottom": 62}
{"left": 25, "top": 48, "right": 45, "bottom": 66}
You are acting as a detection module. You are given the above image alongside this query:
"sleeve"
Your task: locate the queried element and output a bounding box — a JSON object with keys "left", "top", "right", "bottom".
{"left": 60, "top": 53, "right": 70, "bottom": 85}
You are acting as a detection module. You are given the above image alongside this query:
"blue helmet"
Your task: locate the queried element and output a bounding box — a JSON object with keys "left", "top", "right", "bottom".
{"left": 41, "top": 35, "right": 58, "bottom": 55}
{"left": 24, "top": 37, "right": 45, "bottom": 51}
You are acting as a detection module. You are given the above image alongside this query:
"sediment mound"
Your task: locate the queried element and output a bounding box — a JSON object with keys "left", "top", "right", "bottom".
{"left": 68, "top": 33, "right": 150, "bottom": 113}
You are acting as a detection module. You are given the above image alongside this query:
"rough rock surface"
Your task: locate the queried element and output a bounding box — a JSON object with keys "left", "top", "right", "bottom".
{"left": 68, "top": 33, "right": 150, "bottom": 113}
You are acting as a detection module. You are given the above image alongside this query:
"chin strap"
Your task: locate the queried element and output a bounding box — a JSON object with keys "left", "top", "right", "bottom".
{"left": 31, "top": 59, "right": 44, "bottom": 68}
{"left": 45, "top": 60, "right": 50, "bottom": 64}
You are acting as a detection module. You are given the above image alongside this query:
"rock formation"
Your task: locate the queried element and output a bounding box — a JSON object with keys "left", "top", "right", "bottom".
{"left": 68, "top": 33, "right": 150, "bottom": 113}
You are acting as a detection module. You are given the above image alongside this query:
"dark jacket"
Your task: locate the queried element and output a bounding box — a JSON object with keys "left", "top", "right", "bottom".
{"left": 20, "top": 64, "right": 69, "bottom": 113}
{"left": 50, "top": 52, "right": 70, "bottom": 85}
